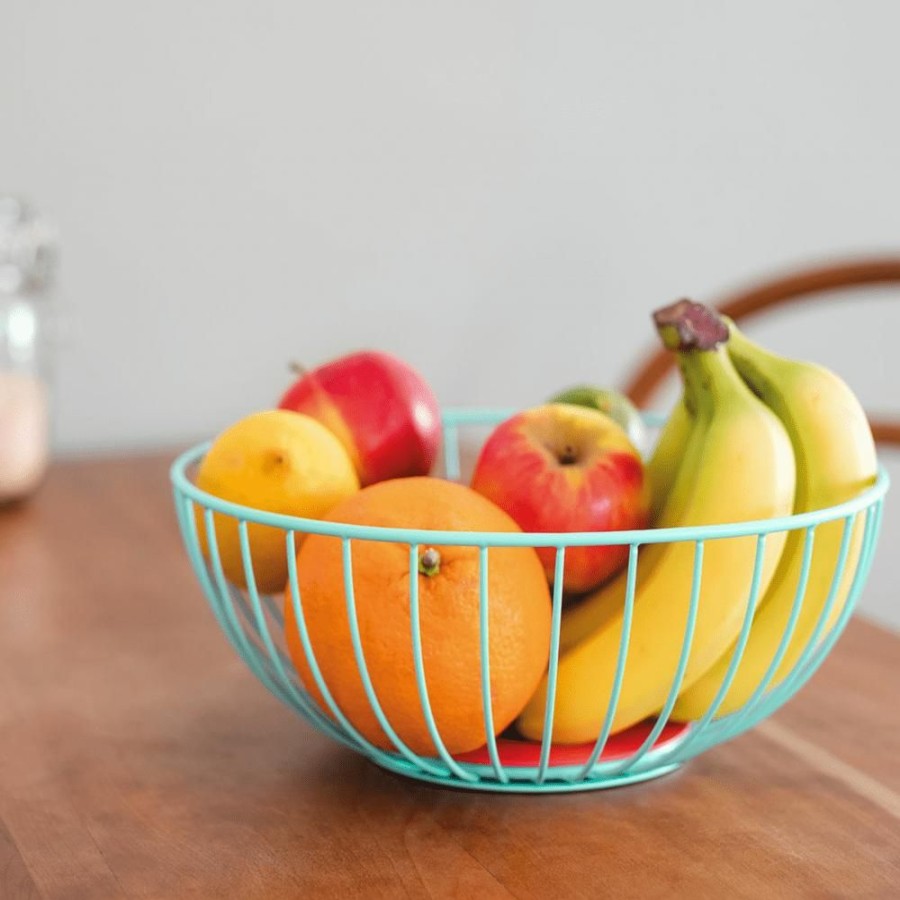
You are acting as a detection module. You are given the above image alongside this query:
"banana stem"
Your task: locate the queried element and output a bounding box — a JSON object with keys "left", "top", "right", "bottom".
{"left": 653, "top": 299, "right": 729, "bottom": 352}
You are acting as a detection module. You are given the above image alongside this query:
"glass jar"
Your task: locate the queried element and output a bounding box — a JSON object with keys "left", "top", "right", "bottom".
{"left": 0, "top": 196, "right": 58, "bottom": 503}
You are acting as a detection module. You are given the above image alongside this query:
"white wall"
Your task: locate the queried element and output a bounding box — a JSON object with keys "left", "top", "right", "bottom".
{"left": 2, "top": 1, "right": 899, "bottom": 626}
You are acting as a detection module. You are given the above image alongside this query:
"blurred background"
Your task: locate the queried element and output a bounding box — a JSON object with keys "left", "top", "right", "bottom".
{"left": 1, "top": 1, "right": 898, "bottom": 625}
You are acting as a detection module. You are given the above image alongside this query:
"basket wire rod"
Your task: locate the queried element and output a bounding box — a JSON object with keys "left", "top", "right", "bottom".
{"left": 340, "top": 539, "right": 450, "bottom": 778}
{"left": 182, "top": 502, "right": 294, "bottom": 711}
{"left": 229, "top": 585, "right": 300, "bottom": 680}
{"left": 226, "top": 582, "right": 286, "bottom": 634}
{"left": 776, "top": 513, "right": 856, "bottom": 697}
{"left": 172, "top": 444, "right": 888, "bottom": 547}
{"left": 228, "top": 582, "right": 298, "bottom": 680}
{"left": 226, "top": 589, "right": 330, "bottom": 729}
{"left": 724, "top": 525, "right": 818, "bottom": 736}
{"left": 198, "top": 522, "right": 340, "bottom": 741}
{"left": 204, "top": 523, "right": 295, "bottom": 705}
{"left": 441, "top": 407, "right": 518, "bottom": 428}
{"left": 407, "top": 543, "right": 477, "bottom": 783}
{"left": 172, "top": 494, "right": 248, "bottom": 667}
{"left": 802, "top": 501, "right": 882, "bottom": 677}
{"left": 536, "top": 546, "right": 567, "bottom": 783}
{"left": 651, "top": 532, "right": 769, "bottom": 766}
{"left": 228, "top": 587, "right": 297, "bottom": 683}
{"left": 575, "top": 542, "right": 640, "bottom": 781}
{"left": 478, "top": 545, "right": 509, "bottom": 784}
{"left": 284, "top": 531, "right": 410, "bottom": 763}
{"left": 604, "top": 539, "right": 705, "bottom": 779}
{"left": 248, "top": 611, "right": 355, "bottom": 752}
{"left": 689, "top": 507, "right": 879, "bottom": 756}
{"left": 235, "top": 522, "right": 350, "bottom": 739}
{"left": 191, "top": 511, "right": 352, "bottom": 753}
{"left": 440, "top": 406, "right": 667, "bottom": 431}
{"left": 443, "top": 423, "right": 461, "bottom": 481}
{"left": 261, "top": 592, "right": 285, "bottom": 629}
{"left": 744, "top": 500, "right": 882, "bottom": 731}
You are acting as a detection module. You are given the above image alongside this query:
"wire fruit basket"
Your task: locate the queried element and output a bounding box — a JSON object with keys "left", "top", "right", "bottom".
{"left": 170, "top": 408, "right": 889, "bottom": 793}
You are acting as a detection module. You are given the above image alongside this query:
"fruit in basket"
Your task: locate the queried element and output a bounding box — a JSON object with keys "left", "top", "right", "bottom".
{"left": 277, "top": 350, "right": 441, "bottom": 486}
{"left": 646, "top": 399, "right": 691, "bottom": 521}
{"left": 284, "top": 477, "right": 552, "bottom": 755}
{"left": 195, "top": 410, "right": 359, "bottom": 593}
{"left": 673, "top": 319, "right": 878, "bottom": 720}
{"left": 470, "top": 404, "right": 649, "bottom": 594}
{"left": 517, "top": 300, "right": 796, "bottom": 743}
{"left": 550, "top": 385, "right": 649, "bottom": 454}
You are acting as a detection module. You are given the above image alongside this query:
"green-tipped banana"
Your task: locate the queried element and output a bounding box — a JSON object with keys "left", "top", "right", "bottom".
{"left": 673, "top": 321, "right": 877, "bottom": 720}
{"left": 518, "top": 302, "right": 796, "bottom": 742}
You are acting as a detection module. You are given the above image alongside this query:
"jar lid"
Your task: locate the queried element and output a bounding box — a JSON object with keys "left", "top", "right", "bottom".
{"left": 0, "top": 196, "right": 58, "bottom": 296}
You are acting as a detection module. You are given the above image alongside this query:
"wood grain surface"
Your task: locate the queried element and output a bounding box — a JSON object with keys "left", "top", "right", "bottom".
{"left": 1, "top": 454, "right": 898, "bottom": 899}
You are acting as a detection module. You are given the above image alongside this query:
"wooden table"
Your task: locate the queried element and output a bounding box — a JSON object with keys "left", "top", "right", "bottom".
{"left": 1, "top": 454, "right": 898, "bottom": 899}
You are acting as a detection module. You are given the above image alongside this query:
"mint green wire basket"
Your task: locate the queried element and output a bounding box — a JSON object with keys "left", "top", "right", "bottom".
{"left": 170, "top": 408, "right": 889, "bottom": 793}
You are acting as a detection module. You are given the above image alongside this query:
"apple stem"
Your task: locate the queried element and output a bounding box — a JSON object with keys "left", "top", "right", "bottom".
{"left": 560, "top": 445, "right": 577, "bottom": 465}
{"left": 288, "top": 360, "right": 308, "bottom": 377}
{"left": 418, "top": 547, "right": 441, "bottom": 577}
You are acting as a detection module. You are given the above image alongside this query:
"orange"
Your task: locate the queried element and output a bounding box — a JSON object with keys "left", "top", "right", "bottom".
{"left": 284, "top": 477, "right": 552, "bottom": 756}
{"left": 195, "top": 410, "right": 359, "bottom": 593}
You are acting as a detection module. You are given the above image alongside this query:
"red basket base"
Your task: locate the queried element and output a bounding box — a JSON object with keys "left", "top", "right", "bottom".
{"left": 454, "top": 719, "right": 689, "bottom": 768}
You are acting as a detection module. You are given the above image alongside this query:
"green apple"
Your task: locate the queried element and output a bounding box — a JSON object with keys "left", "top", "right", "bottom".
{"left": 550, "top": 385, "right": 648, "bottom": 454}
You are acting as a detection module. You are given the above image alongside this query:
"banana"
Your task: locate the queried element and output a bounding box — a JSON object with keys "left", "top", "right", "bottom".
{"left": 673, "top": 322, "right": 877, "bottom": 720}
{"left": 556, "top": 397, "right": 691, "bottom": 655}
{"left": 647, "top": 398, "right": 692, "bottom": 522}
{"left": 517, "top": 302, "right": 796, "bottom": 742}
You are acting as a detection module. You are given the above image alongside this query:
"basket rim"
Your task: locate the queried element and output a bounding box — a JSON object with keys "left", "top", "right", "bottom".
{"left": 169, "top": 406, "right": 890, "bottom": 547}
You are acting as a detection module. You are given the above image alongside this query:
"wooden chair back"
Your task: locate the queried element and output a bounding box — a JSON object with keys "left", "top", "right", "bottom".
{"left": 621, "top": 258, "right": 900, "bottom": 445}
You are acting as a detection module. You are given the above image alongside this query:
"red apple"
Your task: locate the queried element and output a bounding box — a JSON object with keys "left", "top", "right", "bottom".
{"left": 471, "top": 403, "right": 648, "bottom": 593}
{"left": 278, "top": 350, "right": 441, "bottom": 486}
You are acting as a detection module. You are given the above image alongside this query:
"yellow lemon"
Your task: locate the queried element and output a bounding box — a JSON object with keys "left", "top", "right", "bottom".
{"left": 195, "top": 410, "right": 359, "bottom": 593}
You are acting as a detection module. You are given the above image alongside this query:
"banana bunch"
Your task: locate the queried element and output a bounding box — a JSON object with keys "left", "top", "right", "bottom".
{"left": 673, "top": 318, "right": 877, "bottom": 719}
{"left": 518, "top": 299, "right": 878, "bottom": 743}
{"left": 518, "top": 300, "right": 797, "bottom": 742}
